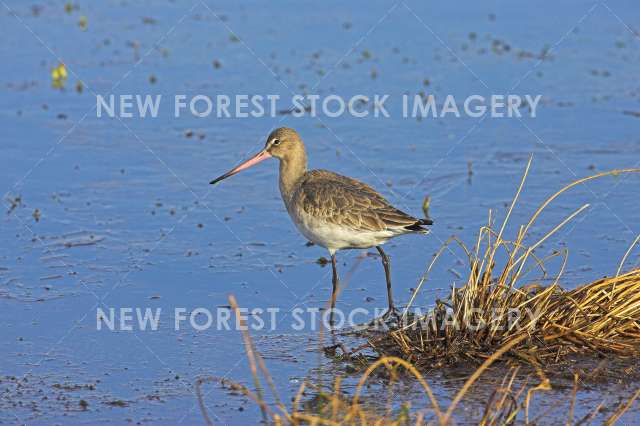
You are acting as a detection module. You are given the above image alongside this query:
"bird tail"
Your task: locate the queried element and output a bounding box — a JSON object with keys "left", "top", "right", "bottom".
{"left": 404, "top": 218, "right": 433, "bottom": 233}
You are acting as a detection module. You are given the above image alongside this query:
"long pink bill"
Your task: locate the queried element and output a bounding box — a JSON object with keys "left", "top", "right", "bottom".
{"left": 210, "top": 149, "right": 272, "bottom": 185}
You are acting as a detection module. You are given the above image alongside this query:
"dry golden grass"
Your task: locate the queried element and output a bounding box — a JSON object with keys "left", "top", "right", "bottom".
{"left": 359, "top": 161, "right": 640, "bottom": 368}
{"left": 372, "top": 268, "right": 640, "bottom": 368}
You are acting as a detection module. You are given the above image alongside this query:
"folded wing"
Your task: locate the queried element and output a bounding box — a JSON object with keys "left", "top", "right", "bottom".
{"left": 294, "top": 170, "right": 431, "bottom": 233}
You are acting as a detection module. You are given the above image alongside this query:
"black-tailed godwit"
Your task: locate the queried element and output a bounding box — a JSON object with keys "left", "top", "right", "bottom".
{"left": 211, "top": 128, "right": 432, "bottom": 319}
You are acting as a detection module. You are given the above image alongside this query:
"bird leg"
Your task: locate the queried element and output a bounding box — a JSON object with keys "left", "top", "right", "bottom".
{"left": 329, "top": 252, "right": 339, "bottom": 326}
{"left": 376, "top": 246, "right": 397, "bottom": 317}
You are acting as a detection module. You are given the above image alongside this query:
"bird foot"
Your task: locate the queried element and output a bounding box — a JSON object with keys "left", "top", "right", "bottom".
{"left": 382, "top": 306, "right": 399, "bottom": 319}
{"left": 379, "top": 307, "right": 403, "bottom": 329}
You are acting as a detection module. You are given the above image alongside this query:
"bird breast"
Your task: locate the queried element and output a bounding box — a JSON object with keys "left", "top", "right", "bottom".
{"left": 287, "top": 206, "right": 394, "bottom": 251}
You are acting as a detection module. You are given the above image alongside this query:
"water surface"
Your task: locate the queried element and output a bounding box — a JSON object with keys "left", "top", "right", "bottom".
{"left": 2, "top": 0, "right": 640, "bottom": 423}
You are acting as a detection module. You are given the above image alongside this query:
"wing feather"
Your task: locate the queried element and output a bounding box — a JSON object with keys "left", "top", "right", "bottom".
{"left": 293, "top": 170, "right": 428, "bottom": 233}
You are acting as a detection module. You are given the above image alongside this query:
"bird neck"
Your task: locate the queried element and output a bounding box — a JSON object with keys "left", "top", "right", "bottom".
{"left": 279, "top": 150, "right": 307, "bottom": 202}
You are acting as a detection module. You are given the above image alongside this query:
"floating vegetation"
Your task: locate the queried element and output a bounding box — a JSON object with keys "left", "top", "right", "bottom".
{"left": 51, "top": 62, "right": 68, "bottom": 89}
{"left": 78, "top": 15, "right": 88, "bottom": 31}
{"left": 6, "top": 195, "right": 22, "bottom": 214}
{"left": 64, "top": 2, "right": 77, "bottom": 14}
{"left": 421, "top": 196, "right": 431, "bottom": 221}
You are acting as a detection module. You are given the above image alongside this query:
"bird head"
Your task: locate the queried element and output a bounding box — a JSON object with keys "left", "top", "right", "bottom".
{"left": 210, "top": 127, "right": 304, "bottom": 185}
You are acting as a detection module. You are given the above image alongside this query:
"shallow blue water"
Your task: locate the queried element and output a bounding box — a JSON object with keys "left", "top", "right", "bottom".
{"left": 1, "top": 0, "right": 640, "bottom": 424}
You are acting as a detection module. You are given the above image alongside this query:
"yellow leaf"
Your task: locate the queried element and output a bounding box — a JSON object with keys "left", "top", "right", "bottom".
{"left": 57, "top": 63, "right": 68, "bottom": 79}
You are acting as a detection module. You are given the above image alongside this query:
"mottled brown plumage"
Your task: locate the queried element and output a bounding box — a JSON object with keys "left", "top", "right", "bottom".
{"left": 210, "top": 127, "right": 433, "bottom": 319}
{"left": 292, "top": 169, "right": 430, "bottom": 233}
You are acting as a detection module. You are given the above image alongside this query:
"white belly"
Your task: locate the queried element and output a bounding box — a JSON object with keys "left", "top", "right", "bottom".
{"left": 290, "top": 209, "right": 394, "bottom": 251}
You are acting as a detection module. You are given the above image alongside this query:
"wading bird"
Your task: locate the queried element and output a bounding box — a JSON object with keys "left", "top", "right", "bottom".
{"left": 211, "top": 128, "right": 432, "bottom": 320}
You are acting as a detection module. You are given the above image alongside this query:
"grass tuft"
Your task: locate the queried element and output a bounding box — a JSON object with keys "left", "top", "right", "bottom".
{"left": 361, "top": 161, "right": 640, "bottom": 368}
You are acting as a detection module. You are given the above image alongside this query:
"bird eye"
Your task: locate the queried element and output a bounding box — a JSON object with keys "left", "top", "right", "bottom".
{"left": 272, "top": 139, "right": 281, "bottom": 146}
